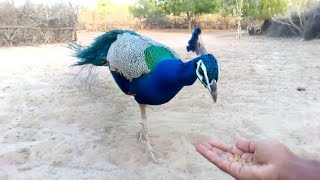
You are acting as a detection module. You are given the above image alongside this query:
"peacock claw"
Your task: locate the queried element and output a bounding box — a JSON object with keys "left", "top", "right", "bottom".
{"left": 137, "top": 130, "right": 158, "bottom": 142}
{"left": 137, "top": 123, "right": 146, "bottom": 142}
{"left": 146, "top": 146, "right": 158, "bottom": 164}
{"left": 137, "top": 130, "right": 144, "bottom": 142}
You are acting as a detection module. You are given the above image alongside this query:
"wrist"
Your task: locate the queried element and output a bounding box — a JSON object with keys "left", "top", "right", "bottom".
{"left": 278, "top": 155, "right": 301, "bottom": 180}
{"left": 279, "top": 156, "right": 320, "bottom": 180}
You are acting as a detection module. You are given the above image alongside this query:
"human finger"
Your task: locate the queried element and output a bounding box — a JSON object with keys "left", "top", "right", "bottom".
{"left": 196, "top": 144, "right": 257, "bottom": 180}
{"left": 207, "top": 140, "right": 232, "bottom": 152}
{"left": 201, "top": 142, "right": 226, "bottom": 155}
{"left": 236, "top": 139, "right": 257, "bottom": 153}
{"left": 229, "top": 146, "right": 245, "bottom": 156}
{"left": 196, "top": 144, "right": 232, "bottom": 172}
{"left": 241, "top": 153, "right": 254, "bottom": 163}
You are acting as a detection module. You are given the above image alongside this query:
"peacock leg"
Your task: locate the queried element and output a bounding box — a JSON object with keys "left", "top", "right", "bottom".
{"left": 137, "top": 104, "right": 148, "bottom": 142}
{"left": 138, "top": 104, "right": 158, "bottom": 163}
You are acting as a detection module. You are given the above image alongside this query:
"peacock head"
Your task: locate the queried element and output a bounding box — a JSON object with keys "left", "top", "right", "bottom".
{"left": 195, "top": 53, "right": 220, "bottom": 103}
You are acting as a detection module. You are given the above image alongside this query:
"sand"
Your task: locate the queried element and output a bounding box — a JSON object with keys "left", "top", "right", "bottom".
{"left": 0, "top": 31, "right": 319, "bottom": 180}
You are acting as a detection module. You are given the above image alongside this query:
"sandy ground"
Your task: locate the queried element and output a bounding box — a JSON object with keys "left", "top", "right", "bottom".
{"left": 0, "top": 31, "right": 320, "bottom": 180}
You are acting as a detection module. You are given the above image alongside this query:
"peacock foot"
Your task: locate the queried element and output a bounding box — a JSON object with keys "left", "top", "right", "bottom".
{"left": 145, "top": 143, "right": 158, "bottom": 164}
{"left": 136, "top": 123, "right": 158, "bottom": 163}
{"left": 137, "top": 123, "right": 159, "bottom": 142}
{"left": 137, "top": 123, "right": 146, "bottom": 142}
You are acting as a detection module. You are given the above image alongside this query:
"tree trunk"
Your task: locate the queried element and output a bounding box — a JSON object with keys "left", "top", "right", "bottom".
{"left": 11, "top": 0, "right": 15, "bottom": 8}
{"left": 139, "top": 17, "right": 143, "bottom": 30}
{"left": 235, "top": 0, "right": 243, "bottom": 39}
{"left": 236, "top": 20, "right": 242, "bottom": 39}
{"left": 73, "top": 15, "right": 78, "bottom": 41}
{"left": 187, "top": 12, "right": 192, "bottom": 31}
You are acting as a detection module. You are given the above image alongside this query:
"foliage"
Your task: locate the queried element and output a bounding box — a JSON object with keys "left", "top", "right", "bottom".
{"left": 252, "top": 0, "right": 288, "bottom": 19}
{"left": 128, "top": 0, "right": 289, "bottom": 30}
{"left": 96, "top": 0, "right": 112, "bottom": 20}
{"left": 269, "top": 0, "right": 319, "bottom": 37}
{"left": 218, "top": 0, "right": 288, "bottom": 19}
{"left": 129, "top": 0, "right": 166, "bottom": 22}
{"left": 160, "top": 0, "right": 219, "bottom": 29}
{"left": 161, "top": 0, "right": 218, "bottom": 16}
{"left": 91, "top": 0, "right": 132, "bottom": 23}
{"left": 217, "top": 0, "right": 238, "bottom": 17}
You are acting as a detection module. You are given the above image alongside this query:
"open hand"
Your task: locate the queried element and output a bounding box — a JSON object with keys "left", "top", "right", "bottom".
{"left": 196, "top": 139, "right": 297, "bottom": 180}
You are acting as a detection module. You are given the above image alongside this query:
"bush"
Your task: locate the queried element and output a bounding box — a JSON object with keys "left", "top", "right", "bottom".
{"left": 0, "top": 1, "right": 78, "bottom": 46}
{"left": 262, "top": 3, "right": 320, "bottom": 40}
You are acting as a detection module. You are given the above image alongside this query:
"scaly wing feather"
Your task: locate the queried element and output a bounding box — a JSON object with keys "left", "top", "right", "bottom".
{"left": 107, "top": 33, "right": 179, "bottom": 80}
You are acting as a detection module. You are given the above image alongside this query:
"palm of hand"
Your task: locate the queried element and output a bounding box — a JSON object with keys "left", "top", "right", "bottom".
{"left": 196, "top": 140, "right": 283, "bottom": 180}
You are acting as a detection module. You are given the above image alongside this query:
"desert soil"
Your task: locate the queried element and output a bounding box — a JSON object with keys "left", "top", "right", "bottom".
{"left": 0, "top": 31, "right": 319, "bottom": 180}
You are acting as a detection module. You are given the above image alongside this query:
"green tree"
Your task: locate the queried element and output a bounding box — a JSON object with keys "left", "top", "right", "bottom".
{"left": 161, "top": 0, "right": 219, "bottom": 30}
{"left": 245, "top": 0, "right": 288, "bottom": 19}
{"left": 217, "top": 0, "right": 288, "bottom": 39}
{"left": 129, "top": 0, "right": 166, "bottom": 23}
{"left": 96, "top": 0, "right": 112, "bottom": 21}
{"left": 217, "top": 0, "right": 236, "bottom": 17}
{"left": 218, "top": 0, "right": 288, "bottom": 19}
{"left": 129, "top": 0, "right": 152, "bottom": 18}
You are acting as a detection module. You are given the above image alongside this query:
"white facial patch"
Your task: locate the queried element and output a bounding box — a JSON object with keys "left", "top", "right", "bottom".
{"left": 217, "top": 60, "right": 221, "bottom": 76}
{"left": 196, "top": 60, "right": 211, "bottom": 91}
{"left": 196, "top": 61, "right": 203, "bottom": 81}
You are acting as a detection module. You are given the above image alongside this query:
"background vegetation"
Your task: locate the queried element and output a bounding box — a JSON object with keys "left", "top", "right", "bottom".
{"left": 0, "top": 1, "right": 78, "bottom": 46}
{"left": 0, "top": 0, "right": 318, "bottom": 46}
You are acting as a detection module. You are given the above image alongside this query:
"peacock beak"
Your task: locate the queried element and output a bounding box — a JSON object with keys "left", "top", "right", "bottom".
{"left": 208, "top": 81, "right": 217, "bottom": 103}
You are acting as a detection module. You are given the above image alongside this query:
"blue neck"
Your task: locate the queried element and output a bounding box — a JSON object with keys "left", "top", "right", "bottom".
{"left": 177, "top": 56, "right": 201, "bottom": 86}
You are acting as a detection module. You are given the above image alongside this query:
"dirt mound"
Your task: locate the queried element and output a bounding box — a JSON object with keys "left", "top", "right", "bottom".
{"left": 261, "top": 15, "right": 302, "bottom": 38}
{"left": 304, "top": 4, "right": 320, "bottom": 40}
{"left": 262, "top": 4, "right": 320, "bottom": 40}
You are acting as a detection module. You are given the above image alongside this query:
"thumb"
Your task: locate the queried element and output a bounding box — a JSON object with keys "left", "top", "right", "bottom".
{"left": 236, "top": 140, "right": 257, "bottom": 153}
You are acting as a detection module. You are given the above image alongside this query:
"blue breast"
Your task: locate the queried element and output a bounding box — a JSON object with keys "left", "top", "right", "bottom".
{"left": 110, "top": 59, "right": 197, "bottom": 105}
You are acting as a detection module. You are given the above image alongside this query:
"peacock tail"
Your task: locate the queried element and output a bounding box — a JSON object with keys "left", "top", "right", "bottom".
{"left": 74, "top": 30, "right": 137, "bottom": 66}
{"left": 74, "top": 30, "right": 180, "bottom": 80}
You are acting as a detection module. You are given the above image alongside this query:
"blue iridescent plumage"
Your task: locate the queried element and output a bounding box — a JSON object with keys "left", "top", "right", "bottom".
{"left": 111, "top": 57, "right": 203, "bottom": 105}
{"left": 71, "top": 27, "right": 220, "bottom": 163}
{"left": 187, "top": 26, "right": 201, "bottom": 52}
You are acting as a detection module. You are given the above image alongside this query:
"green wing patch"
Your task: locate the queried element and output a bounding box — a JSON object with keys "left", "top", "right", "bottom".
{"left": 144, "top": 45, "right": 175, "bottom": 71}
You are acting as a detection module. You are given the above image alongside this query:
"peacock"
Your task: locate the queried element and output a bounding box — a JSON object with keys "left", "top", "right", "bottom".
{"left": 70, "top": 27, "right": 220, "bottom": 163}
